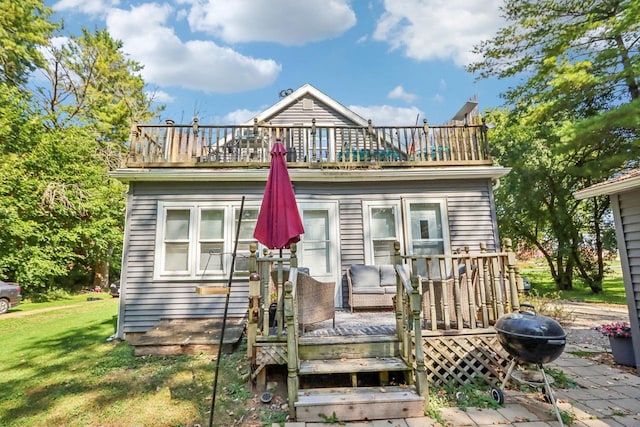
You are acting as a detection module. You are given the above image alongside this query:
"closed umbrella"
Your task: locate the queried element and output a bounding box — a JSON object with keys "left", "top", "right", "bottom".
{"left": 253, "top": 141, "right": 304, "bottom": 250}
{"left": 254, "top": 140, "right": 304, "bottom": 333}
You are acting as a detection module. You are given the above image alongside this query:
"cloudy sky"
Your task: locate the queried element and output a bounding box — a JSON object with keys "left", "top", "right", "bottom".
{"left": 48, "top": 0, "right": 511, "bottom": 125}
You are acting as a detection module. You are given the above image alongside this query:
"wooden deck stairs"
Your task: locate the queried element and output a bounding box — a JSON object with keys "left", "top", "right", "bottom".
{"left": 131, "top": 318, "right": 245, "bottom": 356}
{"left": 294, "top": 334, "right": 425, "bottom": 422}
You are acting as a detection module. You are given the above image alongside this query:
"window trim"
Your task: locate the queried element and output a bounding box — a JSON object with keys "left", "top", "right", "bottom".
{"left": 401, "top": 198, "right": 450, "bottom": 256}
{"left": 154, "top": 201, "right": 260, "bottom": 280}
{"left": 362, "top": 200, "right": 404, "bottom": 265}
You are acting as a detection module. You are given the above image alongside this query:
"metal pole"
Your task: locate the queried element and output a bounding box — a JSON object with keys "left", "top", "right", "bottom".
{"left": 209, "top": 196, "right": 245, "bottom": 427}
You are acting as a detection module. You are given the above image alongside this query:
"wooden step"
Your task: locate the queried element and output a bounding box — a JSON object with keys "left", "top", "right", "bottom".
{"left": 299, "top": 357, "right": 410, "bottom": 375}
{"left": 295, "top": 386, "right": 425, "bottom": 422}
{"left": 298, "top": 334, "right": 401, "bottom": 360}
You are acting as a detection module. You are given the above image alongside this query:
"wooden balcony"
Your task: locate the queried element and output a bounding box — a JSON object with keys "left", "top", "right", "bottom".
{"left": 126, "top": 118, "right": 492, "bottom": 168}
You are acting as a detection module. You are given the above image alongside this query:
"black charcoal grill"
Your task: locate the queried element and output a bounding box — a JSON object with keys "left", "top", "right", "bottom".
{"left": 491, "top": 304, "right": 567, "bottom": 426}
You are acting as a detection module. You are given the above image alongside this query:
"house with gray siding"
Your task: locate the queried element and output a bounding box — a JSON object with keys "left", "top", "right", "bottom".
{"left": 575, "top": 169, "right": 640, "bottom": 371}
{"left": 111, "top": 83, "right": 510, "bottom": 344}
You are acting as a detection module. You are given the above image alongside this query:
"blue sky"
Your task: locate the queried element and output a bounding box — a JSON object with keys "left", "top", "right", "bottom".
{"left": 47, "top": 0, "right": 513, "bottom": 125}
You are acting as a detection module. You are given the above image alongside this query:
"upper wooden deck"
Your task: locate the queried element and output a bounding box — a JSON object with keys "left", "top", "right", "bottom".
{"left": 126, "top": 118, "right": 492, "bottom": 168}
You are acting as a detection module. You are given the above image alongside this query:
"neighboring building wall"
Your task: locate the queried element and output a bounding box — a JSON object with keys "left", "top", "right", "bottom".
{"left": 611, "top": 188, "right": 640, "bottom": 368}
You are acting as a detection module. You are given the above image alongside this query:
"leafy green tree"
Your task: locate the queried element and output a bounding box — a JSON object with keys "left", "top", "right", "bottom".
{"left": 35, "top": 27, "right": 160, "bottom": 289}
{"left": 0, "top": 0, "right": 56, "bottom": 86}
{"left": 487, "top": 108, "right": 615, "bottom": 291}
{"left": 470, "top": 0, "right": 639, "bottom": 291}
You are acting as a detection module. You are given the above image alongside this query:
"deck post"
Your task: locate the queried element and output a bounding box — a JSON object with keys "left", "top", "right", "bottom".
{"left": 284, "top": 280, "right": 299, "bottom": 420}
{"left": 504, "top": 238, "right": 520, "bottom": 311}
{"left": 411, "top": 278, "right": 429, "bottom": 404}
{"left": 261, "top": 248, "right": 271, "bottom": 336}
{"left": 394, "top": 241, "right": 404, "bottom": 340}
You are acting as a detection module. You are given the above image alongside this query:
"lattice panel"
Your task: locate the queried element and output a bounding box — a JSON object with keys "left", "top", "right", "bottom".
{"left": 419, "top": 333, "right": 511, "bottom": 388}
{"left": 252, "top": 345, "right": 288, "bottom": 381}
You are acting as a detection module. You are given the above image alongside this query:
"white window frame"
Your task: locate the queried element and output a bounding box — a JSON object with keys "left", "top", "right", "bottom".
{"left": 362, "top": 200, "right": 404, "bottom": 265}
{"left": 402, "top": 198, "right": 451, "bottom": 276}
{"left": 154, "top": 201, "right": 260, "bottom": 280}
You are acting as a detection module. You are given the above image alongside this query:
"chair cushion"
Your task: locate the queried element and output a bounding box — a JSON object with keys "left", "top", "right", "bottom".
{"left": 383, "top": 285, "right": 397, "bottom": 294}
{"left": 349, "top": 264, "right": 381, "bottom": 289}
{"left": 379, "top": 264, "right": 396, "bottom": 286}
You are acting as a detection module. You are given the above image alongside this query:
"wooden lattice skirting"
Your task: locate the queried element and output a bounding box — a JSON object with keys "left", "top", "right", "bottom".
{"left": 418, "top": 329, "right": 511, "bottom": 388}
{"left": 252, "top": 344, "right": 288, "bottom": 382}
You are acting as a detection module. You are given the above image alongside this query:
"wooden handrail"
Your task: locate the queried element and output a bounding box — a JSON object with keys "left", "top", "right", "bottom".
{"left": 125, "top": 121, "right": 492, "bottom": 167}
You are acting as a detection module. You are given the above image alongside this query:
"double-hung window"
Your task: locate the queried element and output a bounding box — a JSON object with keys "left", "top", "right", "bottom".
{"left": 156, "top": 202, "right": 258, "bottom": 279}
{"left": 363, "top": 201, "right": 402, "bottom": 265}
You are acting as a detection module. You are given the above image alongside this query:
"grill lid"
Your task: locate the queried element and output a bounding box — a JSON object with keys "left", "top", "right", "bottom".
{"left": 495, "top": 309, "right": 566, "bottom": 340}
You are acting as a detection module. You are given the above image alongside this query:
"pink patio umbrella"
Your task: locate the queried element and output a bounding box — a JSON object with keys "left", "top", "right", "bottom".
{"left": 253, "top": 140, "right": 305, "bottom": 252}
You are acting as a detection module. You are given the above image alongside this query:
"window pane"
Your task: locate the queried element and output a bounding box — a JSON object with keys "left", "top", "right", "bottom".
{"left": 200, "top": 242, "right": 224, "bottom": 271}
{"left": 371, "top": 207, "right": 395, "bottom": 238}
{"left": 303, "top": 210, "right": 328, "bottom": 240}
{"left": 373, "top": 241, "right": 395, "bottom": 265}
{"left": 302, "top": 210, "right": 330, "bottom": 273}
{"left": 200, "top": 209, "right": 224, "bottom": 239}
{"left": 410, "top": 203, "right": 442, "bottom": 240}
{"left": 236, "top": 209, "right": 258, "bottom": 240}
{"left": 166, "top": 210, "right": 190, "bottom": 240}
{"left": 302, "top": 241, "right": 329, "bottom": 273}
{"left": 165, "top": 243, "right": 188, "bottom": 271}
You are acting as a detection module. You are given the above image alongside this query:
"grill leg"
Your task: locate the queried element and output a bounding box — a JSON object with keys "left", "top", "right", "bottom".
{"left": 500, "top": 359, "right": 518, "bottom": 390}
{"left": 539, "top": 366, "right": 564, "bottom": 427}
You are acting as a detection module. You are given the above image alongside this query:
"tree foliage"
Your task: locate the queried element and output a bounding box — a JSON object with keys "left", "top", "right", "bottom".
{"left": 0, "top": 0, "right": 56, "bottom": 86}
{"left": 0, "top": 5, "right": 160, "bottom": 295}
{"left": 470, "top": 0, "right": 639, "bottom": 291}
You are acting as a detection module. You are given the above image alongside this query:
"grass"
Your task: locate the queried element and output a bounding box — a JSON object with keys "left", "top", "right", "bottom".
{"left": 0, "top": 263, "right": 627, "bottom": 426}
{"left": 0, "top": 297, "right": 256, "bottom": 427}
{"left": 10, "top": 291, "right": 112, "bottom": 313}
{"left": 520, "top": 262, "right": 627, "bottom": 306}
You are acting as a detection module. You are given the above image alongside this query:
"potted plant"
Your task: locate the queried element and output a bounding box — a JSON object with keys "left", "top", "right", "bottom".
{"left": 597, "top": 322, "right": 636, "bottom": 367}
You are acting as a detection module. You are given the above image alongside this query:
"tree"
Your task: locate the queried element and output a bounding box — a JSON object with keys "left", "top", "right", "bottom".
{"left": 35, "top": 27, "right": 160, "bottom": 289}
{"left": 469, "top": 0, "right": 639, "bottom": 291}
{"left": 0, "top": 0, "right": 56, "bottom": 86}
{"left": 486, "top": 108, "right": 615, "bottom": 291}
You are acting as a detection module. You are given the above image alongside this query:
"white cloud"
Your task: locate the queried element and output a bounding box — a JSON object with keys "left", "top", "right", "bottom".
{"left": 52, "top": 0, "right": 119, "bottom": 16}
{"left": 432, "top": 94, "right": 444, "bottom": 103}
{"left": 373, "top": 0, "right": 505, "bottom": 66}
{"left": 387, "top": 85, "right": 418, "bottom": 103}
{"left": 105, "top": 3, "right": 281, "bottom": 93}
{"left": 183, "top": 0, "right": 356, "bottom": 45}
{"left": 215, "top": 108, "right": 263, "bottom": 124}
{"left": 349, "top": 104, "right": 423, "bottom": 126}
{"left": 147, "top": 90, "right": 175, "bottom": 103}
{"left": 439, "top": 79, "right": 448, "bottom": 90}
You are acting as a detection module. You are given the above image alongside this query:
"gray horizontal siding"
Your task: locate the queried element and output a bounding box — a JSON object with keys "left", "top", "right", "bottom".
{"left": 618, "top": 189, "right": 640, "bottom": 320}
{"left": 121, "top": 183, "right": 260, "bottom": 333}
{"left": 120, "top": 178, "right": 499, "bottom": 331}
{"left": 266, "top": 95, "right": 356, "bottom": 125}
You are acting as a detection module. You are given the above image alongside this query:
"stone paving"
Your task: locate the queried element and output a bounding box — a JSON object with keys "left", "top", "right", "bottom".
{"left": 277, "top": 302, "right": 640, "bottom": 427}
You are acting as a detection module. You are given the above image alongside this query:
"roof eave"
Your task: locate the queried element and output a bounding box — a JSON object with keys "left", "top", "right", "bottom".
{"left": 574, "top": 175, "right": 640, "bottom": 199}
{"left": 110, "top": 166, "right": 511, "bottom": 184}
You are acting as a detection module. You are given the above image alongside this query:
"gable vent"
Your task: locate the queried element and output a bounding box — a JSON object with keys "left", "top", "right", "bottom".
{"left": 302, "top": 98, "right": 314, "bottom": 110}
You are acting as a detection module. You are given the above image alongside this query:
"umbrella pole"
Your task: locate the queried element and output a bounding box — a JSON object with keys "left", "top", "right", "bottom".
{"left": 208, "top": 196, "right": 245, "bottom": 427}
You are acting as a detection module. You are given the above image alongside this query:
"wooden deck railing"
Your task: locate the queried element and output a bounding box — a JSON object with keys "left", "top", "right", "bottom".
{"left": 399, "top": 239, "right": 522, "bottom": 332}
{"left": 126, "top": 118, "right": 492, "bottom": 167}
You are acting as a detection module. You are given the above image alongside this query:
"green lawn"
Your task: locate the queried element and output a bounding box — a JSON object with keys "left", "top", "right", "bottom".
{"left": 0, "top": 266, "right": 628, "bottom": 426}
{"left": 0, "top": 297, "right": 257, "bottom": 427}
{"left": 521, "top": 264, "right": 627, "bottom": 305}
